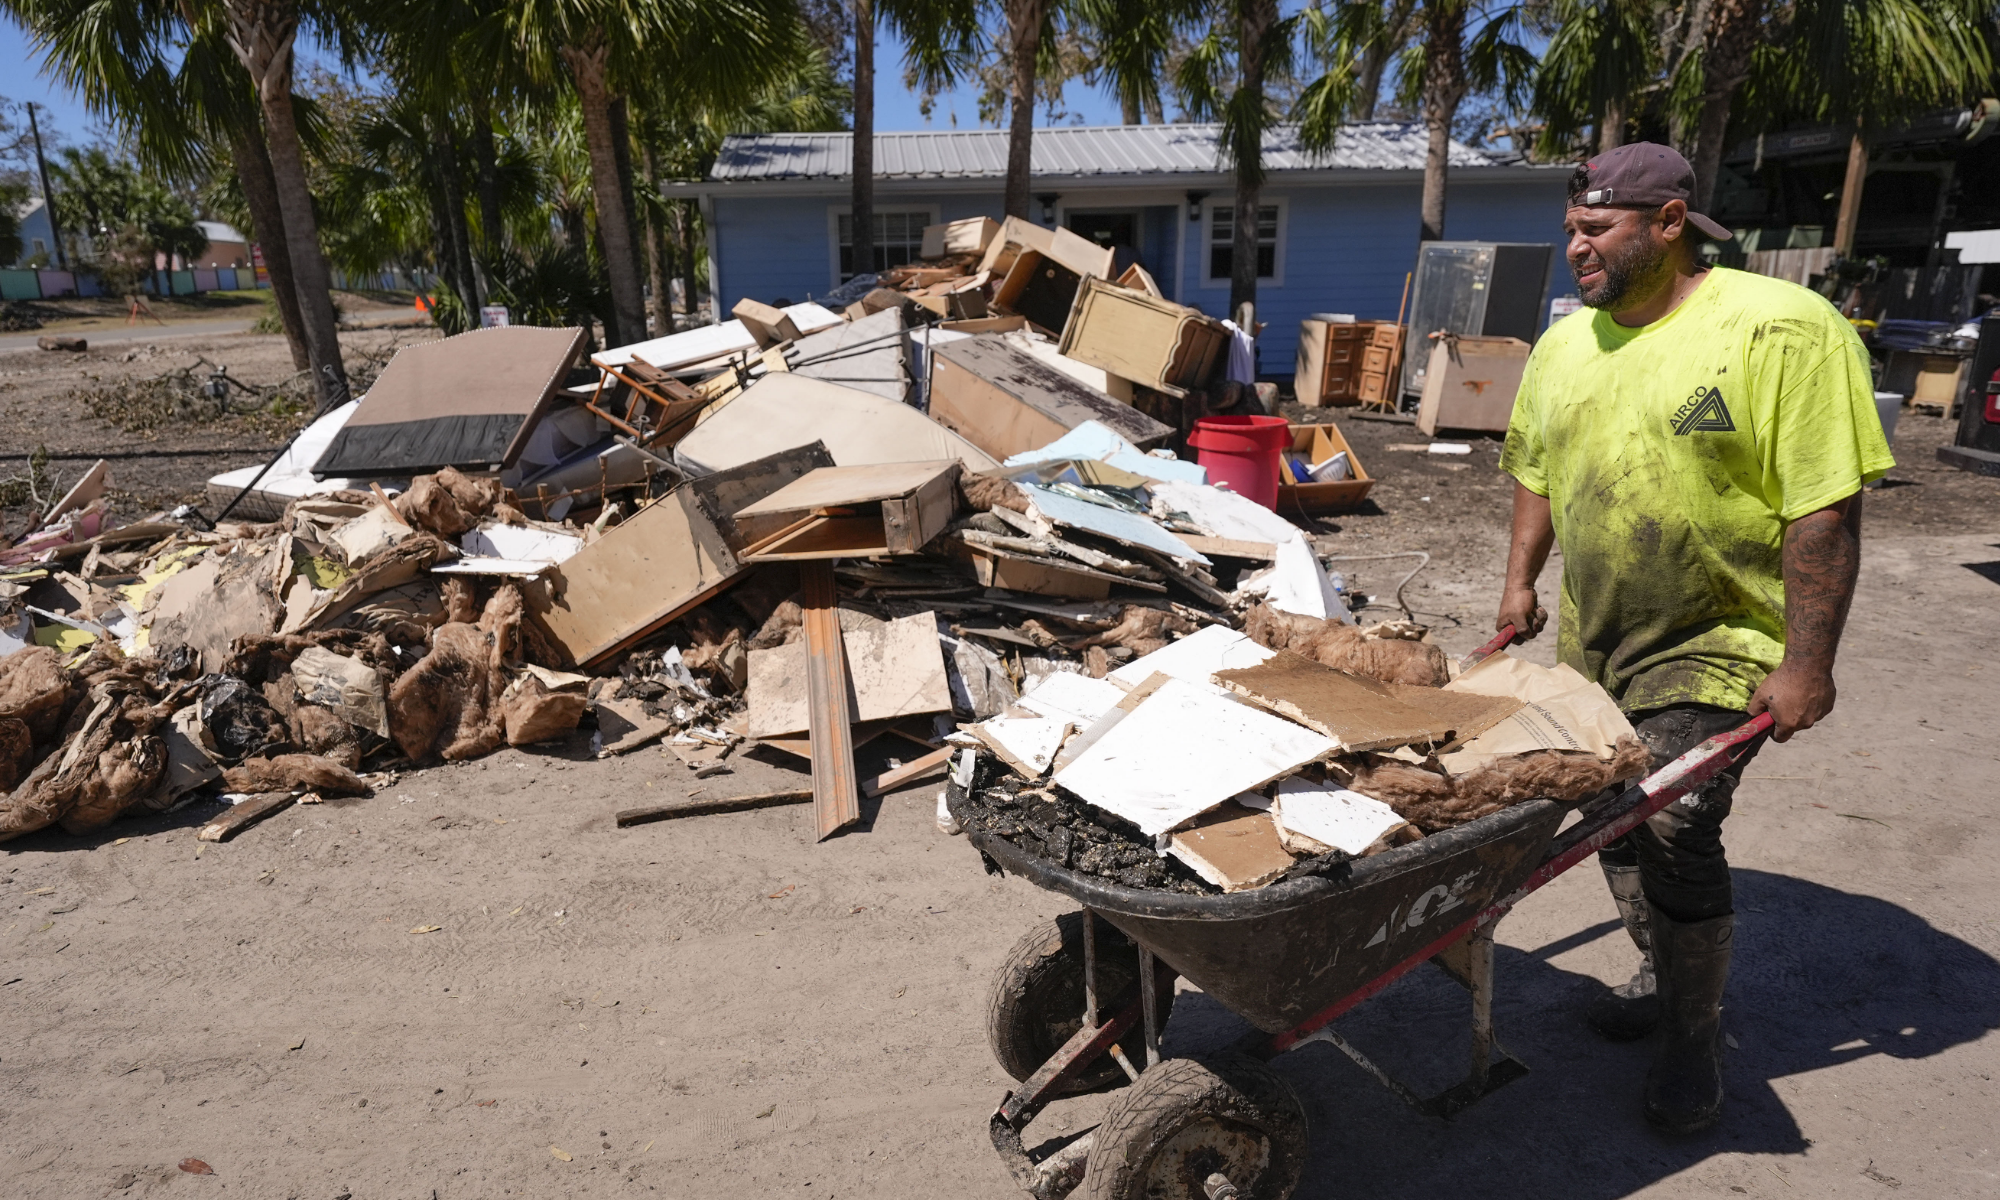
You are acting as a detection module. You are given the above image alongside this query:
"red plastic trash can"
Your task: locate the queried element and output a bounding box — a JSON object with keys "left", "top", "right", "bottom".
{"left": 1188, "top": 415, "right": 1290, "bottom": 509}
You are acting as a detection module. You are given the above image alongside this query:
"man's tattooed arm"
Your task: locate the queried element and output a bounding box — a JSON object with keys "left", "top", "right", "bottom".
{"left": 1749, "top": 493, "right": 1861, "bottom": 741}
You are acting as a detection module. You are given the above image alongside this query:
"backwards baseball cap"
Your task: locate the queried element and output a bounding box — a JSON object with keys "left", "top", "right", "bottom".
{"left": 1569, "top": 142, "right": 1733, "bottom": 242}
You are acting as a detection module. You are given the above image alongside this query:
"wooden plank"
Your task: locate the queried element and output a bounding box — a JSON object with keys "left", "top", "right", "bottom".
{"left": 862, "top": 746, "right": 954, "bottom": 797}
{"left": 735, "top": 461, "right": 961, "bottom": 519}
{"left": 746, "top": 612, "right": 952, "bottom": 738}
{"left": 197, "top": 792, "right": 296, "bottom": 842}
{"left": 616, "top": 789, "right": 814, "bottom": 827}
{"left": 539, "top": 489, "right": 742, "bottom": 669}
{"left": 801, "top": 561, "right": 862, "bottom": 839}
{"left": 1177, "top": 534, "right": 1279, "bottom": 562}
{"left": 929, "top": 339, "right": 1171, "bottom": 461}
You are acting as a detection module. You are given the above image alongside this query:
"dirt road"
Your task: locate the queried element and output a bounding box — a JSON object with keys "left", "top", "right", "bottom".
{"left": 2, "top": 341, "right": 1997, "bottom": 1198}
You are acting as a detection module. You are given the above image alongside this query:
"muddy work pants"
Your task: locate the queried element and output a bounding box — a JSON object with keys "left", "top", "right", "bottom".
{"left": 1596, "top": 704, "right": 1763, "bottom": 924}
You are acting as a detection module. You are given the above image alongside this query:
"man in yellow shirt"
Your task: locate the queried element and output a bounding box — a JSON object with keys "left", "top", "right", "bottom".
{"left": 1497, "top": 143, "right": 1892, "bottom": 1133}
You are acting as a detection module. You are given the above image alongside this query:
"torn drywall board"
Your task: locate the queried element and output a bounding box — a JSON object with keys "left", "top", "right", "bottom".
{"left": 1019, "top": 484, "right": 1206, "bottom": 566}
{"left": 1212, "top": 650, "right": 1454, "bottom": 752}
{"left": 789, "top": 307, "right": 907, "bottom": 402}
{"left": 1166, "top": 802, "right": 1296, "bottom": 892}
{"left": 1054, "top": 676, "right": 1335, "bottom": 836}
{"left": 1270, "top": 778, "right": 1408, "bottom": 856}
{"left": 927, "top": 337, "right": 1171, "bottom": 462}
{"left": 460, "top": 523, "right": 583, "bottom": 565}
{"left": 1015, "top": 671, "right": 1127, "bottom": 727}
{"left": 1380, "top": 682, "right": 1523, "bottom": 748}
{"left": 312, "top": 325, "right": 586, "bottom": 477}
{"left": 672, "top": 374, "right": 998, "bottom": 477}
{"left": 737, "top": 460, "right": 961, "bottom": 561}
{"left": 1107, "top": 623, "right": 1273, "bottom": 689}
{"left": 969, "top": 714, "right": 1071, "bottom": 779}
{"left": 745, "top": 611, "right": 952, "bottom": 739}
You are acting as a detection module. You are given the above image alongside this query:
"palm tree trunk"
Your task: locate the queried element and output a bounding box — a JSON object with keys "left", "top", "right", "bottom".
{"left": 1356, "top": 0, "right": 1419, "bottom": 120}
{"left": 1598, "top": 95, "right": 1626, "bottom": 153}
{"left": 1686, "top": 0, "right": 1763, "bottom": 212}
{"left": 1418, "top": 0, "right": 1468, "bottom": 243}
{"left": 564, "top": 41, "right": 646, "bottom": 348}
{"left": 225, "top": 0, "right": 348, "bottom": 410}
{"left": 1003, "top": 0, "right": 1045, "bottom": 220}
{"left": 431, "top": 116, "right": 481, "bottom": 314}
{"left": 851, "top": 0, "right": 876, "bottom": 278}
{"left": 472, "top": 103, "right": 504, "bottom": 256}
{"left": 641, "top": 142, "right": 674, "bottom": 335}
{"left": 608, "top": 96, "right": 645, "bottom": 318}
{"left": 1121, "top": 94, "right": 1141, "bottom": 125}
{"left": 227, "top": 121, "right": 308, "bottom": 370}
{"left": 678, "top": 201, "right": 700, "bottom": 323}
{"left": 1832, "top": 126, "right": 1867, "bottom": 256}
{"left": 1230, "top": 0, "right": 1278, "bottom": 318}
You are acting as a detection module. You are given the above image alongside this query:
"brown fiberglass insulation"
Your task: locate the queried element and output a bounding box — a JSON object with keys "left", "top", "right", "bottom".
{"left": 1352, "top": 735, "right": 1655, "bottom": 833}
{"left": 1242, "top": 603, "right": 1448, "bottom": 687}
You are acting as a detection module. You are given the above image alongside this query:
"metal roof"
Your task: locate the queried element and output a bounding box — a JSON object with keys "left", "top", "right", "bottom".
{"left": 709, "top": 122, "right": 1503, "bottom": 182}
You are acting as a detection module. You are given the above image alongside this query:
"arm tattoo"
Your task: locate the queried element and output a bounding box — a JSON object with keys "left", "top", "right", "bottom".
{"left": 1781, "top": 499, "right": 1861, "bottom": 669}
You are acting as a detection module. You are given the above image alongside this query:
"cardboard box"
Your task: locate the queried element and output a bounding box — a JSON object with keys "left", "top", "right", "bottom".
{"left": 1061, "top": 277, "right": 1230, "bottom": 398}
{"left": 1416, "top": 336, "right": 1531, "bottom": 435}
{"left": 921, "top": 217, "right": 1001, "bottom": 260}
{"left": 928, "top": 336, "right": 1171, "bottom": 460}
{"left": 1276, "top": 423, "right": 1374, "bottom": 514}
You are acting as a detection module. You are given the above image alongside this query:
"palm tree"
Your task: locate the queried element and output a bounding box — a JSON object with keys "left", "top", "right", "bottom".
{"left": 1529, "top": 0, "right": 1655, "bottom": 156}
{"left": 848, "top": 0, "right": 976, "bottom": 276}
{"left": 1075, "top": 0, "right": 1179, "bottom": 123}
{"left": 214, "top": 0, "right": 357, "bottom": 408}
{"left": 512, "top": 0, "right": 805, "bottom": 345}
{"left": 5, "top": 0, "right": 316, "bottom": 370}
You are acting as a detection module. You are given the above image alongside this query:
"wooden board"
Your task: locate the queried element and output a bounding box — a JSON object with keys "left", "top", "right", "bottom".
{"left": 1212, "top": 650, "right": 1455, "bottom": 752}
{"left": 967, "top": 548, "right": 1114, "bottom": 600}
{"left": 862, "top": 746, "right": 954, "bottom": 797}
{"left": 746, "top": 611, "right": 953, "bottom": 738}
{"left": 539, "top": 488, "right": 741, "bottom": 669}
{"left": 738, "top": 462, "right": 960, "bottom": 563}
{"left": 1060, "top": 277, "right": 1229, "bottom": 397}
{"left": 1380, "top": 683, "right": 1523, "bottom": 749}
{"left": 616, "top": 789, "right": 814, "bottom": 826}
{"left": 801, "top": 562, "right": 861, "bottom": 840}
{"left": 682, "top": 442, "right": 837, "bottom": 554}
{"left": 198, "top": 792, "right": 296, "bottom": 842}
{"left": 922, "top": 216, "right": 1000, "bottom": 260}
{"left": 736, "top": 461, "right": 960, "bottom": 518}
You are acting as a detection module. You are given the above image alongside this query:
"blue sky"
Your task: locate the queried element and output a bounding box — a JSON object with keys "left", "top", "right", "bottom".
{"left": 2, "top": 14, "right": 1129, "bottom": 155}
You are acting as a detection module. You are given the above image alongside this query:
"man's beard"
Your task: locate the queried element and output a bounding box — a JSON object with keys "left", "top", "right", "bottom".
{"left": 1573, "top": 233, "right": 1671, "bottom": 310}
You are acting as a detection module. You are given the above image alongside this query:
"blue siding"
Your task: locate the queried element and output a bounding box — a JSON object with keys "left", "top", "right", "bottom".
{"left": 710, "top": 170, "right": 1570, "bottom": 378}
{"left": 1176, "top": 174, "right": 1570, "bottom": 374}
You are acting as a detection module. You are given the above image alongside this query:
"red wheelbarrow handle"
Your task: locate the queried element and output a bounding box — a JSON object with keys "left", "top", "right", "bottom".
{"left": 1458, "top": 624, "right": 1517, "bottom": 674}
{"left": 1264, "top": 710, "right": 1774, "bottom": 1056}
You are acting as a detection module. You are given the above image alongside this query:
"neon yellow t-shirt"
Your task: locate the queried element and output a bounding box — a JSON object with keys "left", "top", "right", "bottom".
{"left": 1500, "top": 267, "right": 1894, "bottom": 713}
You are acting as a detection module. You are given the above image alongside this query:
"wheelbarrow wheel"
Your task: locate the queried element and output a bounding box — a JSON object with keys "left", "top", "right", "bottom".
{"left": 1082, "top": 1054, "right": 1308, "bottom": 1200}
{"left": 988, "top": 911, "right": 1176, "bottom": 1096}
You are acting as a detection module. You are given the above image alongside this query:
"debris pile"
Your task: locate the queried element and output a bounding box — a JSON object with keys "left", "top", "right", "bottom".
{"left": 5, "top": 210, "right": 1521, "bottom": 857}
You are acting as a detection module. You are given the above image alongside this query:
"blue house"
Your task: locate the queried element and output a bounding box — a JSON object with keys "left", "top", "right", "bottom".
{"left": 679, "top": 122, "right": 1573, "bottom": 372}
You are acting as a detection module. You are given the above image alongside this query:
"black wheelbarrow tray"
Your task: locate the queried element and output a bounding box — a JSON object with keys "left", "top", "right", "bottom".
{"left": 947, "top": 712, "right": 1773, "bottom": 1200}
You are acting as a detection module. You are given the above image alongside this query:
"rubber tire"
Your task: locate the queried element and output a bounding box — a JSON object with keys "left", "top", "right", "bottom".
{"left": 988, "top": 911, "right": 1177, "bottom": 1096}
{"left": 1083, "top": 1054, "right": 1309, "bottom": 1200}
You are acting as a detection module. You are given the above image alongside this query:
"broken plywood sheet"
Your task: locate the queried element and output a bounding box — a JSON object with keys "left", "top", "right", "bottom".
{"left": 672, "top": 374, "right": 998, "bottom": 477}
{"left": 1213, "top": 650, "right": 1454, "bottom": 753}
{"left": 539, "top": 488, "right": 741, "bottom": 669}
{"left": 1166, "top": 803, "right": 1296, "bottom": 892}
{"left": 1053, "top": 676, "right": 1335, "bottom": 837}
{"left": 595, "top": 694, "right": 674, "bottom": 756}
{"left": 737, "top": 460, "right": 961, "bottom": 561}
{"left": 1108, "top": 624, "right": 1273, "bottom": 689}
{"left": 745, "top": 611, "right": 951, "bottom": 739}
{"left": 1270, "top": 778, "right": 1408, "bottom": 856}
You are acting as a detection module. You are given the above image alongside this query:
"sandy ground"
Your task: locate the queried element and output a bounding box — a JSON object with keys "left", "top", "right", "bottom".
{"left": 2, "top": 333, "right": 1998, "bottom": 1198}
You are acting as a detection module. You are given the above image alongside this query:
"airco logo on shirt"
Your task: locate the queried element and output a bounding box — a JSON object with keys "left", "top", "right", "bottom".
{"left": 1670, "top": 385, "right": 1736, "bottom": 435}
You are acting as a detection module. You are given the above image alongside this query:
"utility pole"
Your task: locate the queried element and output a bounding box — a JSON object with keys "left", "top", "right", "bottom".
{"left": 25, "top": 102, "right": 67, "bottom": 270}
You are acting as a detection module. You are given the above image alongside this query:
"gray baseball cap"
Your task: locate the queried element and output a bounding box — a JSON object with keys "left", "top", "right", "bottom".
{"left": 1570, "top": 142, "right": 1734, "bottom": 241}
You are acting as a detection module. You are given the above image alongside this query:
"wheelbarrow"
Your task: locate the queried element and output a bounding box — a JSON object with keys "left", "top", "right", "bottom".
{"left": 947, "top": 637, "right": 1773, "bottom": 1200}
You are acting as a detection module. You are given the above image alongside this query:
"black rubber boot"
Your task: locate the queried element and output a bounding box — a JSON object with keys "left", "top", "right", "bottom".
{"left": 1643, "top": 906, "right": 1733, "bottom": 1134}
{"left": 1586, "top": 862, "right": 1660, "bottom": 1041}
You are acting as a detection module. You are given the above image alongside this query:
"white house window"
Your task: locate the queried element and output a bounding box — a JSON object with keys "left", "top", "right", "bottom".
{"left": 836, "top": 210, "right": 932, "bottom": 279}
{"left": 1206, "top": 204, "right": 1282, "bottom": 284}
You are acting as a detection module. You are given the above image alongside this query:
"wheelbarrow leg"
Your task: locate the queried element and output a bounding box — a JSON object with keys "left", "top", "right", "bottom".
{"left": 1423, "top": 924, "right": 1529, "bottom": 1118}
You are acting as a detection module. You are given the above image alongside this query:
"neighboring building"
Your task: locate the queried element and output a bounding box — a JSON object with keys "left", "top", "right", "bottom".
{"left": 678, "top": 122, "right": 1571, "bottom": 372}
{"left": 11, "top": 196, "right": 59, "bottom": 267}
{"left": 192, "top": 220, "right": 251, "bottom": 270}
